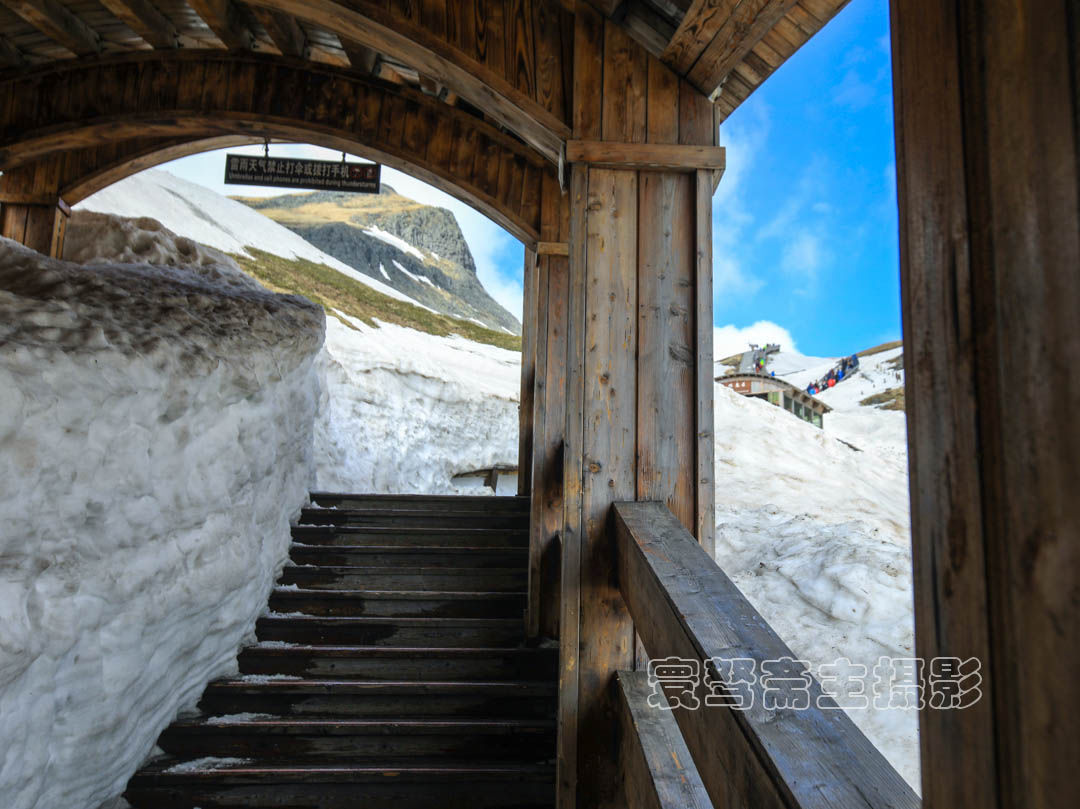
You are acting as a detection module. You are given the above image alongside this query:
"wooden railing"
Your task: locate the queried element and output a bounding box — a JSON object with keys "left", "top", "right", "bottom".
{"left": 613, "top": 501, "right": 920, "bottom": 809}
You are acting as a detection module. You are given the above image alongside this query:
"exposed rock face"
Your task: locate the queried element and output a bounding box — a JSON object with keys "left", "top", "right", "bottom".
{"left": 238, "top": 188, "right": 521, "bottom": 335}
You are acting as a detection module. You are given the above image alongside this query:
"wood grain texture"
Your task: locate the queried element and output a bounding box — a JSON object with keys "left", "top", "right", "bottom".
{"left": 1, "top": 0, "right": 102, "bottom": 55}
{"left": 557, "top": 162, "right": 588, "bottom": 809}
{"left": 577, "top": 167, "right": 637, "bottom": 809}
{"left": 519, "top": 244, "right": 538, "bottom": 497}
{"left": 693, "top": 169, "right": 715, "bottom": 552}
{"left": 615, "top": 670, "right": 713, "bottom": 809}
{"left": 566, "top": 141, "right": 726, "bottom": 170}
{"left": 242, "top": 0, "right": 569, "bottom": 162}
{"left": 893, "top": 0, "right": 1080, "bottom": 806}
{"left": 0, "top": 51, "right": 549, "bottom": 245}
{"left": 98, "top": 0, "right": 179, "bottom": 49}
{"left": 636, "top": 171, "right": 695, "bottom": 532}
{"left": 615, "top": 501, "right": 920, "bottom": 809}
{"left": 686, "top": 0, "right": 798, "bottom": 94}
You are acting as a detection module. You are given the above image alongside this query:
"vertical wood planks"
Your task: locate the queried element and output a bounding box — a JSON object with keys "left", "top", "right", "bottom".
{"left": 693, "top": 169, "right": 715, "bottom": 552}
{"left": 577, "top": 167, "right": 637, "bottom": 809}
{"left": 892, "top": 0, "right": 1080, "bottom": 806}
{"left": 636, "top": 170, "right": 695, "bottom": 532}
{"left": 558, "top": 162, "right": 588, "bottom": 809}
{"left": 519, "top": 244, "right": 538, "bottom": 497}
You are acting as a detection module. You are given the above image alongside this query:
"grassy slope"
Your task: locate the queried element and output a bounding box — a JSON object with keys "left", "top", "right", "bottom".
{"left": 231, "top": 247, "right": 520, "bottom": 352}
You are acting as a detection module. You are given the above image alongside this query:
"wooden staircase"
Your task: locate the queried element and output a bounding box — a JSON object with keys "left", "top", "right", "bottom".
{"left": 124, "top": 493, "right": 556, "bottom": 809}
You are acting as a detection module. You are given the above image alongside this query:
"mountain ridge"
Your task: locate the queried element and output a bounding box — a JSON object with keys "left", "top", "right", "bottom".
{"left": 234, "top": 188, "right": 521, "bottom": 335}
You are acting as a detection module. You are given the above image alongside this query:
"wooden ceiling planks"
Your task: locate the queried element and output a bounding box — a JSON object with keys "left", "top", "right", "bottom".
{"left": 96, "top": 0, "right": 179, "bottom": 48}
{"left": 1, "top": 0, "right": 103, "bottom": 56}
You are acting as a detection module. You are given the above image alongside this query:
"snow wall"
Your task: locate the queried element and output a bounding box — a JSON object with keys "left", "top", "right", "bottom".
{"left": 0, "top": 217, "right": 325, "bottom": 809}
{"left": 314, "top": 313, "right": 520, "bottom": 494}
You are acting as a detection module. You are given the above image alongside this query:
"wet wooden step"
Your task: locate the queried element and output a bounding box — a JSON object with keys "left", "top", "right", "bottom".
{"left": 300, "top": 507, "right": 528, "bottom": 530}
{"left": 237, "top": 646, "right": 558, "bottom": 681}
{"left": 288, "top": 545, "right": 528, "bottom": 569}
{"left": 199, "top": 679, "right": 557, "bottom": 718}
{"left": 254, "top": 616, "right": 524, "bottom": 647}
{"left": 158, "top": 717, "right": 556, "bottom": 760}
{"left": 310, "top": 492, "right": 530, "bottom": 514}
{"left": 125, "top": 759, "right": 555, "bottom": 809}
{"left": 268, "top": 589, "right": 526, "bottom": 619}
{"left": 278, "top": 566, "right": 527, "bottom": 592}
{"left": 291, "top": 525, "right": 529, "bottom": 548}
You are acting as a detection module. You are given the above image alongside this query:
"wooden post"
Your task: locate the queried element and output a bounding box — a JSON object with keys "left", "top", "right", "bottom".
{"left": 892, "top": 0, "right": 1080, "bottom": 807}
{"left": 557, "top": 7, "right": 717, "bottom": 807}
{"left": 518, "top": 245, "right": 538, "bottom": 496}
{"left": 0, "top": 159, "right": 69, "bottom": 258}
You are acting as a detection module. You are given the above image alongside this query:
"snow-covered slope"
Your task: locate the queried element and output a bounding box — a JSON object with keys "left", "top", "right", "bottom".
{"left": 315, "top": 312, "right": 519, "bottom": 493}
{"left": 710, "top": 343, "right": 916, "bottom": 789}
{"left": 0, "top": 230, "right": 323, "bottom": 809}
{"left": 77, "top": 170, "right": 423, "bottom": 308}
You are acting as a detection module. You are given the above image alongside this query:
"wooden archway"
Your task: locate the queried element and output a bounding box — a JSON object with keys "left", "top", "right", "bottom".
{"left": 0, "top": 51, "right": 552, "bottom": 244}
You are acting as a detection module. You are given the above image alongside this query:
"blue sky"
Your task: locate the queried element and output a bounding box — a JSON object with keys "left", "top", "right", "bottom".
{"left": 160, "top": 0, "right": 897, "bottom": 358}
{"left": 712, "top": 0, "right": 899, "bottom": 357}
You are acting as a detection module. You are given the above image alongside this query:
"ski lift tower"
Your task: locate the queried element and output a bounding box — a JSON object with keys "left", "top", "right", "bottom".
{"left": 737, "top": 343, "right": 781, "bottom": 374}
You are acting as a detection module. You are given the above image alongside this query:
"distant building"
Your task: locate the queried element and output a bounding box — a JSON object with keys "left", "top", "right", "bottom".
{"left": 717, "top": 373, "right": 831, "bottom": 428}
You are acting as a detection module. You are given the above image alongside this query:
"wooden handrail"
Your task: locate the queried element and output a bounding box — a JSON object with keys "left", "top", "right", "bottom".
{"left": 616, "top": 670, "right": 713, "bottom": 809}
{"left": 614, "top": 501, "right": 919, "bottom": 809}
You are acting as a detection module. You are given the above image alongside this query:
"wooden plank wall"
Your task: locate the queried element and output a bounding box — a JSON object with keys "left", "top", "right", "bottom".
{"left": 519, "top": 244, "right": 538, "bottom": 495}
{"left": 0, "top": 159, "right": 67, "bottom": 256}
{"left": 892, "top": 0, "right": 1080, "bottom": 807}
{"left": 557, "top": 4, "right": 717, "bottom": 807}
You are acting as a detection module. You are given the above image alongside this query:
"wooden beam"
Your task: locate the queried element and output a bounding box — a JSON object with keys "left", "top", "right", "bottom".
{"left": 662, "top": 0, "right": 736, "bottom": 74}
{"left": 892, "top": 0, "right": 1080, "bottom": 805}
{"left": 615, "top": 501, "right": 920, "bottom": 809}
{"left": 0, "top": 32, "right": 27, "bottom": 67}
{"left": 1, "top": 0, "right": 102, "bottom": 56}
{"left": 242, "top": 0, "right": 567, "bottom": 164}
{"left": 187, "top": 0, "right": 255, "bottom": 50}
{"left": 566, "top": 140, "right": 725, "bottom": 170}
{"left": 340, "top": 39, "right": 378, "bottom": 74}
{"left": 536, "top": 240, "right": 569, "bottom": 256}
{"left": 249, "top": 6, "right": 308, "bottom": 58}
{"left": 686, "top": 0, "right": 798, "bottom": 96}
{"left": 98, "top": 0, "right": 179, "bottom": 49}
{"left": 615, "top": 670, "right": 712, "bottom": 809}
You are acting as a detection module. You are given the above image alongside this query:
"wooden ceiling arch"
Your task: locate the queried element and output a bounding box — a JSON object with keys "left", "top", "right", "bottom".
{"left": 0, "top": 51, "right": 552, "bottom": 244}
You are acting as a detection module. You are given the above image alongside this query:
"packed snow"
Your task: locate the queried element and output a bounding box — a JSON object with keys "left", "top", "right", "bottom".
{"left": 77, "top": 170, "right": 424, "bottom": 308}
{"left": 0, "top": 222, "right": 323, "bottom": 809}
{"left": 711, "top": 346, "right": 917, "bottom": 789}
{"left": 315, "top": 313, "right": 519, "bottom": 493}
{"left": 363, "top": 225, "right": 425, "bottom": 260}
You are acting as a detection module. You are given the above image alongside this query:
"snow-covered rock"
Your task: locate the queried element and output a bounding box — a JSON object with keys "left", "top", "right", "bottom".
{"left": 0, "top": 232, "right": 324, "bottom": 809}
{"left": 315, "top": 312, "right": 519, "bottom": 493}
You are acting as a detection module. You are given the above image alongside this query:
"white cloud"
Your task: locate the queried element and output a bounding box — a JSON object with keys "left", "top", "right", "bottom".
{"left": 781, "top": 231, "right": 825, "bottom": 276}
{"left": 713, "top": 321, "right": 798, "bottom": 360}
{"left": 712, "top": 101, "right": 770, "bottom": 298}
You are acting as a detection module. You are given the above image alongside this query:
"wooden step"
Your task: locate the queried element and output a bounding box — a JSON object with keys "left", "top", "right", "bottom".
{"left": 255, "top": 616, "right": 524, "bottom": 647}
{"left": 289, "top": 545, "right": 528, "bottom": 569}
{"left": 199, "top": 679, "right": 557, "bottom": 718}
{"left": 291, "top": 525, "right": 529, "bottom": 548}
{"left": 300, "top": 507, "right": 528, "bottom": 530}
{"left": 310, "top": 492, "right": 530, "bottom": 513}
{"left": 158, "top": 716, "right": 556, "bottom": 760}
{"left": 125, "top": 759, "right": 554, "bottom": 809}
{"left": 278, "top": 565, "right": 527, "bottom": 592}
{"left": 268, "top": 589, "right": 526, "bottom": 618}
{"left": 237, "top": 646, "right": 558, "bottom": 681}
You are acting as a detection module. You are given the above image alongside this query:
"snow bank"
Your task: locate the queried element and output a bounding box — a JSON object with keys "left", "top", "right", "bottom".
{"left": 711, "top": 383, "right": 918, "bottom": 789}
{"left": 0, "top": 225, "right": 324, "bottom": 809}
{"left": 314, "top": 313, "right": 519, "bottom": 493}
